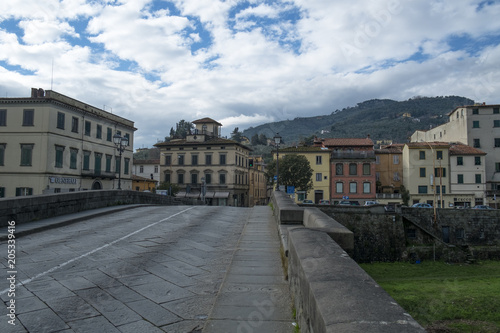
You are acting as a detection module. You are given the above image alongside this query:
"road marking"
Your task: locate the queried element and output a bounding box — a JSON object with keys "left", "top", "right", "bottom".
{"left": 0, "top": 206, "right": 196, "bottom": 296}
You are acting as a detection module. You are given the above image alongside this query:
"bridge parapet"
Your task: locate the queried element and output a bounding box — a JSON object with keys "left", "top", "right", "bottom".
{"left": 0, "top": 190, "right": 202, "bottom": 227}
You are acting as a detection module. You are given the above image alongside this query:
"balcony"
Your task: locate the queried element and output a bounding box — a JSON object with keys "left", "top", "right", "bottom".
{"left": 81, "top": 169, "right": 116, "bottom": 179}
{"left": 331, "top": 151, "right": 375, "bottom": 159}
{"left": 376, "top": 193, "right": 402, "bottom": 199}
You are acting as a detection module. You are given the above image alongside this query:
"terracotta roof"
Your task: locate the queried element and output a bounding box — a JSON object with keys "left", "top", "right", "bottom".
{"left": 133, "top": 159, "right": 160, "bottom": 164}
{"left": 192, "top": 117, "right": 223, "bottom": 126}
{"left": 376, "top": 144, "right": 404, "bottom": 154}
{"left": 449, "top": 143, "right": 486, "bottom": 155}
{"left": 132, "top": 175, "right": 158, "bottom": 182}
{"left": 279, "top": 146, "right": 331, "bottom": 153}
{"left": 317, "top": 137, "right": 374, "bottom": 147}
{"left": 154, "top": 136, "right": 252, "bottom": 151}
{"left": 406, "top": 142, "right": 450, "bottom": 149}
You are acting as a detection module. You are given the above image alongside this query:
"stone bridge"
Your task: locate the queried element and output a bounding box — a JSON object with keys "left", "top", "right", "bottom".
{"left": 0, "top": 190, "right": 427, "bottom": 332}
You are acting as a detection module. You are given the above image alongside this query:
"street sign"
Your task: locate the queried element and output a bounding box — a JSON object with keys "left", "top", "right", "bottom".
{"left": 286, "top": 186, "right": 295, "bottom": 194}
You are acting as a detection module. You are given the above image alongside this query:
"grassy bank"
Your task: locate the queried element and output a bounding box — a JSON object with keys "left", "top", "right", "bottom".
{"left": 360, "top": 261, "right": 500, "bottom": 333}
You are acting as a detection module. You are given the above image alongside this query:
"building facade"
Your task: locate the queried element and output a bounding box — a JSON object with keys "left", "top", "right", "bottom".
{"left": 314, "top": 137, "right": 377, "bottom": 204}
{"left": 277, "top": 147, "right": 331, "bottom": 203}
{"left": 375, "top": 144, "right": 404, "bottom": 204}
{"left": 248, "top": 156, "right": 268, "bottom": 206}
{"left": 0, "top": 88, "right": 135, "bottom": 197}
{"left": 132, "top": 158, "right": 160, "bottom": 184}
{"left": 410, "top": 104, "right": 500, "bottom": 203}
{"left": 155, "top": 118, "right": 252, "bottom": 206}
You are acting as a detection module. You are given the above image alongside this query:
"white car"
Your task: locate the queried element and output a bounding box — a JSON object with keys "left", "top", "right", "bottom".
{"left": 364, "top": 201, "right": 379, "bottom": 206}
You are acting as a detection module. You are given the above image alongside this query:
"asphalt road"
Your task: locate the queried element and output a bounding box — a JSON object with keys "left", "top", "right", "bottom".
{"left": 0, "top": 205, "right": 264, "bottom": 332}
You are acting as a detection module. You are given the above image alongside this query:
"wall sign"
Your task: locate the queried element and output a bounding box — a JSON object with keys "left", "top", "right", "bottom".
{"left": 49, "top": 177, "right": 77, "bottom": 184}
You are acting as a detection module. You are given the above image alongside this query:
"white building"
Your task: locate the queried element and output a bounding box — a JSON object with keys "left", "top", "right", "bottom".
{"left": 411, "top": 104, "right": 500, "bottom": 203}
{"left": 0, "top": 88, "right": 135, "bottom": 197}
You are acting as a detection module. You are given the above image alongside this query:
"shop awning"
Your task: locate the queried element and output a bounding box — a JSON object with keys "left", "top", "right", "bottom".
{"left": 204, "top": 191, "right": 215, "bottom": 198}
{"left": 214, "top": 191, "right": 230, "bottom": 198}
{"left": 186, "top": 192, "right": 201, "bottom": 198}
{"left": 175, "top": 191, "right": 186, "bottom": 197}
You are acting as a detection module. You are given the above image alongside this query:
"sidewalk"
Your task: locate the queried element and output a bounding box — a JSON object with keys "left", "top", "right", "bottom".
{"left": 203, "top": 206, "right": 295, "bottom": 333}
{"left": 0, "top": 204, "right": 149, "bottom": 241}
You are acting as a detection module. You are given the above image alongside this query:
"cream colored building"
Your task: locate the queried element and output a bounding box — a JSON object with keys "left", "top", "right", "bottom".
{"left": 375, "top": 144, "right": 404, "bottom": 204}
{"left": 155, "top": 118, "right": 252, "bottom": 206}
{"left": 277, "top": 147, "right": 331, "bottom": 203}
{"left": 0, "top": 88, "right": 135, "bottom": 198}
{"left": 411, "top": 104, "right": 500, "bottom": 203}
{"left": 248, "top": 156, "right": 268, "bottom": 206}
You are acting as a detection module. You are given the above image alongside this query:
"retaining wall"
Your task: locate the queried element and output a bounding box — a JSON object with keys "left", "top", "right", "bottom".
{"left": 0, "top": 190, "right": 202, "bottom": 227}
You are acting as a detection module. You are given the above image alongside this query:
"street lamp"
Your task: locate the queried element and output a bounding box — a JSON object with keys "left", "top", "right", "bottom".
{"left": 273, "top": 133, "right": 282, "bottom": 191}
{"left": 113, "top": 133, "right": 129, "bottom": 190}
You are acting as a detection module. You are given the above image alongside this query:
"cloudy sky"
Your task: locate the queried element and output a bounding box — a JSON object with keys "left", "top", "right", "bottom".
{"left": 1, "top": 0, "right": 500, "bottom": 149}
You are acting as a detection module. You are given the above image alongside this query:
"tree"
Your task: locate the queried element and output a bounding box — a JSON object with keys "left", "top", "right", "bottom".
{"left": 251, "top": 134, "right": 260, "bottom": 146}
{"left": 400, "top": 185, "right": 410, "bottom": 206}
{"left": 258, "top": 133, "right": 267, "bottom": 145}
{"left": 165, "top": 120, "right": 194, "bottom": 141}
{"left": 157, "top": 182, "right": 181, "bottom": 196}
{"left": 265, "top": 154, "right": 313, "bottom": 192}
{"left": 231, "top": 127, "right": 243, "bottom": 142}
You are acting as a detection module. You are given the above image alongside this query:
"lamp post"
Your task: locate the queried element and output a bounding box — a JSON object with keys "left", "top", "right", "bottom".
{"left": 113, "top": 133, "right": 129, "bottom": 190}
{"left": 273, "top": 133, "right": 282, "bottom": 191}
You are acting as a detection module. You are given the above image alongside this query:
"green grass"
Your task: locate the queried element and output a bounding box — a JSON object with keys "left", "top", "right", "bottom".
{"left": 359, "top": 261, "right": 500, "bottom": 333}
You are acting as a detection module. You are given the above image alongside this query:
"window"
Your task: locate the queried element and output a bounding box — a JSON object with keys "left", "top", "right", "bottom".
{"left": 23, "top": 109, "right": 34, "bottom": 126}
{"left": 436, "top": 186, "right": 446, "bottom": 194}
{"left": 140, "top": 165, "right": 144, "bottom": 173}
{"left": 107, "top": 127, "right": 112, "bottom": 141}
{"left": 496, "top": 163, "right": 500, "bottom": 172}
{"left": 407, "top": 229, "right": 416, "bottom": 239}
{"left": 336, "top": 182, "right": 343, "bottom": 193}
{"left": 349, "top": 163, "right": 357, "bottom": 175}
{"left": 164, "top": 155, "right": 171, "bottom": 166}
{"left": 363, "top": 182, "right": 371, "bottom": 193}
{"left": 20, "top": 144, "right": 34, "bottom": 166}
{"left": 95, "top": 153, "right": 102, "bottom": 175}
{"left": 57, "top": 112, "right": 65, "bottom": 129}
{"left": 205, "top": 154, "right": 212, "bottom": 165}
{"left": 494, "top": 120, "right": 500, "bottom": 128}
{"left": 436, "top": 151, "right": 443, "bottom": 160}
{"left": 349, "top": 182, "right": 357, "bottom": 193}
{"left": 96, "top": 125, "right": 102, "bottom": 139}
{"left": 164, "top": 173, "right": 171, "bottom": 183}
{"left": 192, "top": 155, "right": 198, "bottom": 166}
{"left": 84, "top": 121, "right": 91, "bottom": 136}
{"left": 418, "top": 186, "right": 428, "bottom": 194}
{"left": 124, "top": 133, "right": 130, "bottom": 146}
{"left": 154, "top": 165, "right": 158, "bottom": 173}
{"left": 55, "top": 146, "right": 64, "bottom": 168}
{"left": 124, "top": 158, "right": 129, "bottom": 175}
{"left": 0, "top": 187, "right": 4, "bottom": 198}
{"left": 393, "top": 172, "right": 400, "bottom": 181}
{"left": 472, "top": 108, "right": 479, "bottom": 114}
{"left": 475, "top": 156, "right": 482, "bottom": 165}
{"left": 205, "top": 173, "right": 211, "bottom": 184}
{"left": 105, "top": 155, "right": 112, "bottom": 172}
{"left": 393, "top": 155, "right": 400, "bottom": 164}
{"left": 472, "top": 121, "right": 480, "bottom": 128}
{"left": 191, "top": 173, "right": 198, "bottom": 184}
{"left": 316, "top": 173, "right": 322, "bottom": 181}
{"left": 473, "top": 139, "right": 480, "bottom": 148}
{"left": 494, "top": 108, "right": 500, "bottom": 114}
{"left": 16, "top": 187, "right": 33, "bottom": 196}
{"left": 72, "top": 117, "right": 79, "bottom": 133}
{"left": 363, "top": 163, "right": 371, "bottom": 175}
{"left": 335, "top": 163, "right": 343, "bottom": 175}
{"left": 0, "top": 144, "right": 5, "bottom": 166}
{"left": 435, "top": 167, "right": 446, "bottom": 178}
{"left": 316, "top": 156, "right": 322, "bottom": 165}
{"left": 419, "top": 151, "right": 425, "bottom": 160}
{"left": 178, "top": 173, "right": 184, "bottom": 184}
{"left": 456, "top": 228, "right": 465, "bottom": 239}
{"left": 495, "top": 138, "right": 500, "bottom": 148}
{"left": 475, "top": 174, "right": 482, "bottom": 184}
{"left": 420, "top": 168, "right": 426, "bottom": 177}
{"left": 457, "top": 156, "right": 463, "bottom": 165}
{"left": 178, "top": 154, "right": 184, "bottom": 166}
{"left": 376, "top": 172, "right": 380, "bottom": 181}
{"left": 219, "top": 154, "right": 226, "bottom": 165}
{"left": 375, "top": 156, "right": 380, "bottom": 164}
{"left": 457, "top": 174, "right": 464, "bottom": 184}
{"left": 219, "top": 173, "right": 226, "bottom": 185}
{"left": 0, "top": 109, "right": 6, "bottom": 126}
{"left": 83, "top": 151, "right": 90, "bottom": 170}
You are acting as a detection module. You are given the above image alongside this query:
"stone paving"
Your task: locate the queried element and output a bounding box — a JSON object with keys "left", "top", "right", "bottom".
{"left": 0, "top": 205, "right": 294, "bottom": 333}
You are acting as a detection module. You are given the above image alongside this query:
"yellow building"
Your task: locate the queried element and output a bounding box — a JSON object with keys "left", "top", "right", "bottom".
{"left": 132, "top": 175, "right": 158, "bottom": 192}
{"left": 248, "top": 156, "right": 268, "bottom": 206}
{"left": 155, "top": 118, "right": 252, "bottom": 206}
{"left": 375, "top": 144, "right": 404, "bottom": 204}
{"left": 0, "top": 88, "right": 135, "bottom": 197}
{"left": 277, "top": 147, "right": 331, "bottom": 203}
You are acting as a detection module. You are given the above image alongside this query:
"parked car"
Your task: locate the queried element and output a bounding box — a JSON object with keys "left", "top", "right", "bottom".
{"left": 301, "top": 199, "right": 314, "bottom": 205}
{"left": 338, "top": 200, "right": 360, "bottom": 206}
{"left": 319, "top": 199, "right": 330, "bottom": 205}
{"left": 472, "top": 205, "right": 495, "bottom": 210}
{"left": 412, "top": 203, "right": 432, "bottom": 208}
{"left": 364, "top": 200, "right": 379, "bottom": 206}
{"left": 384, "top": 204, "right": 396, "bottom": 212}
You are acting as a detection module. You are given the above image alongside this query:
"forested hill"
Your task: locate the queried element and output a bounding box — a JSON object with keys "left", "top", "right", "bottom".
{"left": 242, "top": 96, "right": 474, "bottom": 145}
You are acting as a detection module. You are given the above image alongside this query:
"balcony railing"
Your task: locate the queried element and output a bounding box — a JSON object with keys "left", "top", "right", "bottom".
{"left": 331, "top": 151, "right": 375, "bottom": 159}
{"left": 376, "top": 193, "right": 402, "bottom": 199}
